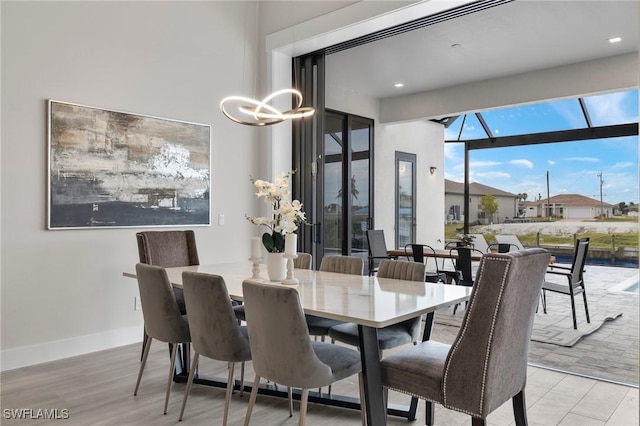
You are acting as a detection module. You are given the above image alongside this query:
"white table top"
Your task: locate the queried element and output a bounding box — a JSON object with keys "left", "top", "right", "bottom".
{"left": 124, "top": 261, "right": 472, "bottom": 329}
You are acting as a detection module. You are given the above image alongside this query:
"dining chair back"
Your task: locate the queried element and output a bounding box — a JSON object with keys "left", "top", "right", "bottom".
{"left": 136, "top": 230, "right": 199, "bottom": 359}
{"left": 136, "top": 230, "right": 200, "bottom": 267}
{"left": 178, "top": 272, "right": 252, "bottom": 424}
{"left": 450, "top": 247, "right": 485, "bottom": 287}
{"left": 294, "top": 252, "right": 312, "bottom": 269}
{"left": 449, "top": 246, "right": 485, "bottom": 314}
{"left": 404, "top": 243, "right": 446, "bottom": 283}
{"left": 380, "top": 249, "right": 551, "bottom": 425}
{"left": 366, "top": 229, "right": 391, "bottom": 275}
{"left": 319, "top": 255, "right": 364, "bottom": 275}
{"left": 328, "top": 259, "right": 427, "bottom": 350}
{"left": 541, "top": 237, "right": 591, "bottom": 329}
{"left": 302, "top": 255, "right": 352, "bottom": 339}
{"left": 133, "top": 263, "right": 191, "bottom": 415}
{"left": 242, "top": 281, "right": 364, "bottom": 425}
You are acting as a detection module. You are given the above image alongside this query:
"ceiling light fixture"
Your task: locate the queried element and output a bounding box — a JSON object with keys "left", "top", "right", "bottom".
{"left": 609, "top": 37, "right": 622, "bottom": 43}
{"left": 219, "top": 3, "right": 315, "bottom": 127}
{"left": 221, "top": 89, "right": 315, "bottom": 126}
{"left": 394, "top": 83, "right": 404, "bottom": 88}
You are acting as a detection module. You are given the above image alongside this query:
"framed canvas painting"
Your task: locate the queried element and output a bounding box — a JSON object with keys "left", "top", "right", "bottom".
{"left": 47, "top": 100, "right": 211, "bottom": 229}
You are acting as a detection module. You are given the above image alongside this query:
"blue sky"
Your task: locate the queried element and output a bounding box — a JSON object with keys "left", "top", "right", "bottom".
{"left": 444, "top": 90, "right": 639, "bottom": 205}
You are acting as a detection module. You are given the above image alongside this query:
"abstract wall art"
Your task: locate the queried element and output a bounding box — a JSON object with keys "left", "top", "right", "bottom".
{"left": 48, "top": 100, "right": 211, "bottom": 229}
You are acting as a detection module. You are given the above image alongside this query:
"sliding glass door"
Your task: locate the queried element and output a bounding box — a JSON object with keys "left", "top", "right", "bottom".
{"left": 320, "top": 111, "right": 373, "bottom": 263}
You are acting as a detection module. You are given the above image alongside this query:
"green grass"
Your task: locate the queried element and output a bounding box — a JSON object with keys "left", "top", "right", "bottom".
{"left": 444, "top": 222, "right": 638, "bottom": 250}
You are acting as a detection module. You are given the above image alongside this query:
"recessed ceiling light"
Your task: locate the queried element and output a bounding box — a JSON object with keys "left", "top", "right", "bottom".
{"left": 609, "top": 37, "right": 622, "bottom": 43}
{"left": 394, "top": 83, "right": 404, "bottom": 88}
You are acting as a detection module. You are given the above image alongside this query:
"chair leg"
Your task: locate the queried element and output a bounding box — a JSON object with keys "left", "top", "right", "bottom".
{"left": 141, "top": 329, "right": 148, "bottom": 361}
{"left": 244, "top": 375, "right": 261, "bottom": 426}
{"left": 582, "top": 287, "right": 591, "bottom": 324}
{"left": 240, "top": 361, "right": 246, "bottom": 397}
{"left": 425, "top": 400, "right": 434, "bottom": 426}
{"left": 471, "top": 417, "right": 486, "bottom": 426}
{"left": 512, "top": 389, "right": 528, "bottom": 426}
{"left": 299, "top": 388, "right": 309, "bottom": 426}
{"left": 288, "top": 387, "right": 294, "bottom": 417}
{"left": 164, "top": 342, "right": 180, "bottom": 414}
{"left": 542, "top": 290, "right": 547, "bottom": 314}
{"left": 134, "top": 336, "right": 152, "bottom": 395}
{"left": 358, "top": 372, "right": 367, "bottom": 426}
{"left": 178, "top": 352, "right": 200, "bottom": 421}
{"left": 223, "top": 362, "right": 235, "bottom": 426}
{"left": 569, "top": 292, "right": 578, "bottom": 329}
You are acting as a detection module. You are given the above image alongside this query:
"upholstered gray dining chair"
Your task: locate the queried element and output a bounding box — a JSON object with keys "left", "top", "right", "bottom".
{"left": 242, "top": 281, "right": 365, "bottom": 426}
{"left": 328, "top": 259, "right": 427, "bottom": 350}
{"left": 305, "top": 255, "right": 363, "bottom": 340}
{"left": 136, "top": 230, "right": 199, "bottom": 358}
{"left": 294, "top": 252, "right": 312, "bottom": 269}
{"left": 380, "top": 248, "right": 550, "bottom": 426}
{"left": 133, "top": 263, "right": 191, "bottom": 415}
{"left": 178, "top": 271, "right": 252, "bottom": 425}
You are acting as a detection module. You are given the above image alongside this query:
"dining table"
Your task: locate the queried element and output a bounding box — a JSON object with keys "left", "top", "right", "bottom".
{"left": 124, "top": 260, "right": 472, "bottom": 426}
{"left": 387, "top": 247, "right": 484, "bottom": 261}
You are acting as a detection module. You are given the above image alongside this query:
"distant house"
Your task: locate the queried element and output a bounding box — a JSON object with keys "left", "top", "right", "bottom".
{"left": 523, "top": 194, "right": 615, "bottom": 219}
{"left": 445, "top": 179, "right": 518, "bottom": 224}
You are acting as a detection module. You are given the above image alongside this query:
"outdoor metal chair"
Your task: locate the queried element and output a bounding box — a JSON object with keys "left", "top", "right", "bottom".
{"left": 541, "top": 238, "right": 591, "bottom": 329}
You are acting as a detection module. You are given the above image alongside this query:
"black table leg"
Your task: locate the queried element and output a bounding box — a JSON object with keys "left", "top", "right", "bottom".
{"left": 358, "top": 325, "right": 386, "bottom": 426}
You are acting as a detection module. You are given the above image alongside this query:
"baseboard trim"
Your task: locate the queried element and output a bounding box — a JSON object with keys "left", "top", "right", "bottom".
{"left": 1, "top": 326, "right": 142, "bottom": 372}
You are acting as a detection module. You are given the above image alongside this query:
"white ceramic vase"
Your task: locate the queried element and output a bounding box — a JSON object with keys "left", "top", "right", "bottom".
{"left": 266, "top": 252, "right": 287, "bottom": 282}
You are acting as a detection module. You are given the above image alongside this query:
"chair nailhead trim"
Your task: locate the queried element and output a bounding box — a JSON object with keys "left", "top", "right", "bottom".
{"left": 442, "top": 255, "right": 511, "bottom": 418}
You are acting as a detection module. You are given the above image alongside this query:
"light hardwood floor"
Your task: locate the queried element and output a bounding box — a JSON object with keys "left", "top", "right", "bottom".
{"left": 1, "top": 341, "right": 637, "bottom": 425}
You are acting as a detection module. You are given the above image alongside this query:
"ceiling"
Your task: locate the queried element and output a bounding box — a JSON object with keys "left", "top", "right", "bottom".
{"left": 325, "top": 0, "right": 639, "bottom": 101}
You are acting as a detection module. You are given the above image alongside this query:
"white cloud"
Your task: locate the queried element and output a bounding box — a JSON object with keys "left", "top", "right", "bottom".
{"left": 509, "top": 159, "right": 533, "bottom": 169}
{"left": 444, "top": 143, "right": 462, "bottom": 161}
{"left": 611, "top": 161, "right": 634, "bottom": 169}
{"left": 547, "top": 160, "right": 555, "bottom": 165}
{"left": 564, "top": 157, "right": 600, "bottom": 163}
{"left": 476, "top": 171, "right": 510, "bottom": 179}
{"left": 585, "top": 91, "right": 637, "bottom": 125}
{"left": 470, "top": 160, "right": 502, "bottom": 167}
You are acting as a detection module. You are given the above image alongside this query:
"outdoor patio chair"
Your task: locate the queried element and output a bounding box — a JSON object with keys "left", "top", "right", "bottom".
{"left": 366, "top": 229, "right": 394, "bottom": 275}
{"left": 541, "top": 238, "right": 591, "bottom": 329}
{"left": 404, "top": 243, "right": 446, "bottom": 283}
{"left": 487, "top": 243, "right": 520, "bottom": 253}
{"left": 468, "top": 234, "right": 489, "bottom": 252}
{"left": 495, "top": 234, "right": 525, "bottom": 251}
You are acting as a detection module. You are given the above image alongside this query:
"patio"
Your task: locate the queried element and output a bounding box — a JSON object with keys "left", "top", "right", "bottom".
{"left": 431, "top": 263, "right": 639, "bottom": 387}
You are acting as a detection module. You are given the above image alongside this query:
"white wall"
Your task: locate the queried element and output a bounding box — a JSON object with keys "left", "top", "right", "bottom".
{"left": 381, "top": 53, "right": 639, "bottom": 122}
{"left": 0, "top": 2, "right": 262, "bottom": 370}
{"left": 375, "top": 121, "right": 445, "bottom": 249}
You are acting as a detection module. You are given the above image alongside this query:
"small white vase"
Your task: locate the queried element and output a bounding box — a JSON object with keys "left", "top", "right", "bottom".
{"left": 266, "top": 252, "right": 287, "bottom": 282}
